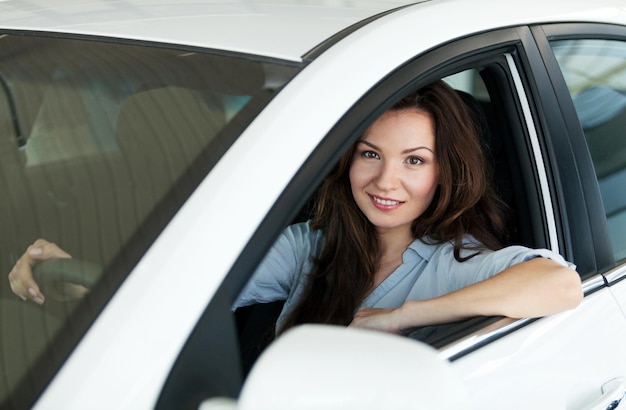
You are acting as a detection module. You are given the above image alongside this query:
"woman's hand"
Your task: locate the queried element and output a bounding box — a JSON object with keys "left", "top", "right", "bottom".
{"left": 349, "top": 307, "right": 404, "bottom": 334}
{"left": 8, "top": 239, "right": 72, "bottom": 304}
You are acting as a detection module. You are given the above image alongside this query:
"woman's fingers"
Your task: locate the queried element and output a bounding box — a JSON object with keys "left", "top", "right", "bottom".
{"left": 8, "top": 259, "right": 31, "bottom": 301}
{"left": 8, "top": 239, "right": 71, "bottom": 304}
{"left": 8, "top": 257, "right": 43, "bottom": 303}
{"left": 29, "top": 238, "right": 72, "bottom": 260}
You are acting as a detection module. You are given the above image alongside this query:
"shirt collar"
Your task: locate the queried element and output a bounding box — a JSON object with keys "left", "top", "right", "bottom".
{"left": 405, "top": 237, "right": 440, "bottom": 262}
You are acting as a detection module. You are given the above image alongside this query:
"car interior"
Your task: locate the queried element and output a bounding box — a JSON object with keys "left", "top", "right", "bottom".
{"left": 0, "top": 51, "right": 229, "bottom": 409}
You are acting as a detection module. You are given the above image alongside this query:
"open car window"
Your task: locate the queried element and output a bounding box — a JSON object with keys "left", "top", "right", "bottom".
{"left": 232, "top": 57, "right": 554, "bottom": 372}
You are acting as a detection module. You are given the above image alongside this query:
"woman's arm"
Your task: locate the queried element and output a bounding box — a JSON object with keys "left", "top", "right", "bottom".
{"left": 349, "top": 257, "right": 583, "bottom": 334}
{"left": 233, "top": 222, "right": 320, "bottom": 310}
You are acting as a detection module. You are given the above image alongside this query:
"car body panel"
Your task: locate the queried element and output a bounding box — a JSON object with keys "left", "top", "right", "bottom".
{"left": 0, "top": 0, "right": 624, "bottom": 408}
{"left": 451, "top": 289, "right": 626, "bottom": 408}
{"left": 1, "top": 0, "right": 624, "bottom": 60}
{"left": 0, "top": 0, "right": 421, "bottom": 61}
{"left": 607, "top": 264, "right": 626, "bottom": 317}
{"left": 613, "top": 284, "right": 626, "bottom": 320}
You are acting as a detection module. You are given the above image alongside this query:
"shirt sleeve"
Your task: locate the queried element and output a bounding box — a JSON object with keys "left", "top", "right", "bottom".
{"left": 232, "top": 222, "right": 320, "bottom": 310}
{"left": 422, "top": 242, "right": 576, "bottom": 298}
{"left": 456, "top": 245, "right": 574, "bottom": 289}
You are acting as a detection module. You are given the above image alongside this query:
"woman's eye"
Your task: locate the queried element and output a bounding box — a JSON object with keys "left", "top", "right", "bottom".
{"left": 362, "top": 151, "right": 379, "bottom": 159}
{"left": 407, "top": 156, "right": 423, "bottom": 165}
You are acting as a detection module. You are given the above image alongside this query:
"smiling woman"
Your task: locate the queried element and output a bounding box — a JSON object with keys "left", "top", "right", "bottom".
{"left": 232, "top": 80, "right": 582, "bottom": 336}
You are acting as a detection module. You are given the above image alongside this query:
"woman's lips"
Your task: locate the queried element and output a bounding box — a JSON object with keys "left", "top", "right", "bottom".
{"left": 369, "top": 194, "right": 404, "bottom": 210}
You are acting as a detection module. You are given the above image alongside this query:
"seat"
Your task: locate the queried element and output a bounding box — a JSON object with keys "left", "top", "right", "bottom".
{"left": 115, "top": 87, "right": 225, "bottom": 221}
{"left": 575, "top": 86, "right": 626, "bottom": 179}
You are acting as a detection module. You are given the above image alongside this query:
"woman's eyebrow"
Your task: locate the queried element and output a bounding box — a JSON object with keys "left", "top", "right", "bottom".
{"left": 403, "top": 146, "right": 435, "bottom": 154}
{"left": 358, "top": 140, "right": 434, "bottom": 154}
{"left": 358, "top": 140, "right": 379, "bottom": 150}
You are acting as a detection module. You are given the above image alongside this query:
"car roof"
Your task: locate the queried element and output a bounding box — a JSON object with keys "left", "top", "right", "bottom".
{"left": 3, "top": 0, "right": 625, "bottom": 62}
{"left": 0, "top": 0, "right": 423, "bottom": 61}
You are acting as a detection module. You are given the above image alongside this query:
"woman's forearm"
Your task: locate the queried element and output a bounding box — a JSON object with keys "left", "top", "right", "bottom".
{"left": 396, "top": 257, "right": 583, "bottom": 329}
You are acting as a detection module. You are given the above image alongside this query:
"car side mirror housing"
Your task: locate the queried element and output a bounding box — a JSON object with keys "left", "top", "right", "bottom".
{"left": 201, "top": 324, "right": 468, "bottom": 409}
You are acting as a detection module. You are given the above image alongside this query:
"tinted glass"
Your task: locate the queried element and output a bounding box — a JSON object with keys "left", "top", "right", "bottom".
{"left": 551, "top": 39, "right": 626, "bottom": 263}
{"left": 0, "top": 34, "right": 297, "bottom": 407}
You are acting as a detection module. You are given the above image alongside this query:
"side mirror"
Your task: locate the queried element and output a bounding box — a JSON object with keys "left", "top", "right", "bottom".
{"left": 230, "top": 324, "right": 468, "bottom": 409}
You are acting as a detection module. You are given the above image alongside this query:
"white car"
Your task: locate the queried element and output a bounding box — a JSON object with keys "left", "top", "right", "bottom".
{"left": 1, "top": 0, "right": 626, "bottom": 409}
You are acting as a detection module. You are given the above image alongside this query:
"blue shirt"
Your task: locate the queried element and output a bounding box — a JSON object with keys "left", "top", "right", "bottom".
{"left": 234, "top": 222, "right": 574, "bottom": 330}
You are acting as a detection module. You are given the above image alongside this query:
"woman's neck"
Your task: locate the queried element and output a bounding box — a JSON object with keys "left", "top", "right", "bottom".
{"left": 377, "top": 227, "right": 414, "bottom": 258}
{"left": 372, "top": 228, "right": 414, "bottom": 289}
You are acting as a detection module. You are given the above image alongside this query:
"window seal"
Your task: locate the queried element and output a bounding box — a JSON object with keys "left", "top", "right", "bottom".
{"left": 505, "top": 53, "right": 560, "bottom": 253}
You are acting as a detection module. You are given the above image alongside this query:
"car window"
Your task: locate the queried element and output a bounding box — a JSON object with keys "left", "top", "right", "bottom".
{"left": 232, "top": 63, "right": 537, "bottom": 373}
{"left": 0, "top": 34, "right": 298, "bottom": 407}
{"left": 550, "top": 39, "right": 626, "bottom": 263}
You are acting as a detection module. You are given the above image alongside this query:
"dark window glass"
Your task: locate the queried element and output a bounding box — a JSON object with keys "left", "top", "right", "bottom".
{"left": 0, "top": 33, "right": 298, "bottom": 407}
{"left": 551, "top": 39, "right": 626, "bottom": 263}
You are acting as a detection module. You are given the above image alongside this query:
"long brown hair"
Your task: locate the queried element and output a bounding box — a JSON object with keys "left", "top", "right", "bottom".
{"left": 278, "top": 80, "right": 507, "bottom": 333}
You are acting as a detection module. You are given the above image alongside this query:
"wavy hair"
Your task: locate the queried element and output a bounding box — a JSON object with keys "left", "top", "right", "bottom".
{"left": 278, "top": 80, "right": 508, "bottom": 333}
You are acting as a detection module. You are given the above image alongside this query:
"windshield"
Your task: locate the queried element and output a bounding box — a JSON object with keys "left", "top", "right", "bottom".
{"left": 0, "top": 33, "right": 299, "bottom": 407}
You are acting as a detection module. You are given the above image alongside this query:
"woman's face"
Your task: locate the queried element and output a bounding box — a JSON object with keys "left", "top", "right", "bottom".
{"left": 349, "top": 108, "right": 439, "bottom": 236}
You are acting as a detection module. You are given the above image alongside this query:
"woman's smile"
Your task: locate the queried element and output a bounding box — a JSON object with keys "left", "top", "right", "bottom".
{"left": 369, "top": 194, "right": 404, "bottom": 210}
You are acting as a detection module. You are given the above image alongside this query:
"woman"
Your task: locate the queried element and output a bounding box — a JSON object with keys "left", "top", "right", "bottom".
{"left": 234, "top": 80, "right": 582, "bottom": 335}
{"left": 9, "top": 81, "right": 583, "bottom": 335}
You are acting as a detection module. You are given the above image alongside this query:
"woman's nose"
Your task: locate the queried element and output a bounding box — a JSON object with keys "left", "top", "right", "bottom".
{"left": 374, "top": 161, "right": 400, "bottom": 190}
